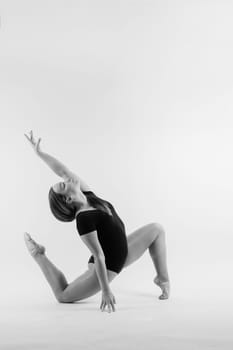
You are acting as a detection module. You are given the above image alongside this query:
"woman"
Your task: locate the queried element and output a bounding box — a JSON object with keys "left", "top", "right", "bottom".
{"left": 24, "top": 130, "right": 170, "bottom": 313}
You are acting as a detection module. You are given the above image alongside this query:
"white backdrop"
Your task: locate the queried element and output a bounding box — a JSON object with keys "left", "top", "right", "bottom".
{"left": 0, "top": 0, "right": 232, "bottom": 344}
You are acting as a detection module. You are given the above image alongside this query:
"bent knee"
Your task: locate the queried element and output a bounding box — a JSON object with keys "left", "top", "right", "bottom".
{"left": 57, "top": 298, "right": 74, "bottom": 304}
{"left": 152, "top": 222, "right": 166, "bottom": 235}
{"left": 56, "top": 293, "right": 74, "bottom": 304}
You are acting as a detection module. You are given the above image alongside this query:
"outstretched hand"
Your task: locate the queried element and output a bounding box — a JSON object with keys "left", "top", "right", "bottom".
{"left": 24, "top": 130, "right": 42, "bottom": 155}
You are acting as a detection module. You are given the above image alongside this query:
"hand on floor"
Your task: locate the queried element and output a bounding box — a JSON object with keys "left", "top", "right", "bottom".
{"left": 100, "top": 290, "right": 116, "bottom": 313}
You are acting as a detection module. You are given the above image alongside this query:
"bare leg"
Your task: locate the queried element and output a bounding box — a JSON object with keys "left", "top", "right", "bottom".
{"left": 24, "top": 233, "right": 117, "bottom": 304}
{"left": 24, "top": 233, "right": 69, "bottom": 301}
{"left": 148, "top": 226, "right": 170, "bottom": 299}
{"left": 34, "top": 254, "right": 69, "bottom": 302}
{"left": 148, "top": 227, "right": 169, "bottom": 282}
{"left": 123, "top": 223, "right": 170, "bottom": 300}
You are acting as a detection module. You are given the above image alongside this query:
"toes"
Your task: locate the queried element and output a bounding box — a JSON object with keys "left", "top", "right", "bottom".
{"left": 154, "top": 277, "right": 170, "bottom": 299}
{"left": 159, "top": 288, "right": 170, "bottom": 300}
{"left": 159, "top": 290, "right": 169, "bottom": 299}
{"left": 24, "top": 233, "right": 45, "bottom": 256}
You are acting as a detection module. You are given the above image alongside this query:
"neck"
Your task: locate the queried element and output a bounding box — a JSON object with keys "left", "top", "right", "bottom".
{"left": 74, "top": 195, "right": 92, "bottom": 212}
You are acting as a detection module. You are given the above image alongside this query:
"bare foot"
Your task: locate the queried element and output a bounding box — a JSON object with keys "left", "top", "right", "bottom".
{"left": 24, "top": 232, "right": 45, "bottom": 258}
{"left": 153, "top": 276, "right": 170, "bottom": 300}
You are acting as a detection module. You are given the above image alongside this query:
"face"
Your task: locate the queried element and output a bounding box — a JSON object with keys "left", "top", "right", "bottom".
{"left": 52, "top": 179, "right": 85, "bottom": 205}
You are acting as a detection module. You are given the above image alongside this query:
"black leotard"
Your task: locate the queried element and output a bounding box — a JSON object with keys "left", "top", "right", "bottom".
{"left": 76, "top": 191, "right": 128, "bottom": 274}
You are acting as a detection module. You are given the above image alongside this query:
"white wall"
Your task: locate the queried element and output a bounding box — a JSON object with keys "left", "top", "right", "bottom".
{"left": 0, "top": 0, "right": 232, "bottom": 300}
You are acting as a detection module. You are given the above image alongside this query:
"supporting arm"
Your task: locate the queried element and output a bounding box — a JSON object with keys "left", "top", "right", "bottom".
{"left": 94, "top": 255, "right": 111, "bottom": 293}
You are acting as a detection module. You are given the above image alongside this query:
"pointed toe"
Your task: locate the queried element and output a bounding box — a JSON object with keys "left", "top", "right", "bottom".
{"left": 24, "top": 233, "right": 45, "bottom": 257}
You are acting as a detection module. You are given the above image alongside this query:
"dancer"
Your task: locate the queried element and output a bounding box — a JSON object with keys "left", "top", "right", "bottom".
{"left": 24, "top": 130, "right": 170, "bottom": 313}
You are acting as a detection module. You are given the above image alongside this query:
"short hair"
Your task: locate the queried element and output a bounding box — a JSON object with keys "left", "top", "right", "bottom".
{"left": 48, "top": 187, "right": 78, "bottom": 222}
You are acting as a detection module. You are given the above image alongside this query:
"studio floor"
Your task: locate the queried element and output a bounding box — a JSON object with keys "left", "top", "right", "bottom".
{"left": 2, "top": 285, "right": 232, "bottom": 350}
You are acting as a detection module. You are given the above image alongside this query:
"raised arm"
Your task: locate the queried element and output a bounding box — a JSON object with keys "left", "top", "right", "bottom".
{"left": 38, "top": 151, "right": 77, "bottom": 179}
{"left": 24, "top": 130, "right": 92, "bottom": 191}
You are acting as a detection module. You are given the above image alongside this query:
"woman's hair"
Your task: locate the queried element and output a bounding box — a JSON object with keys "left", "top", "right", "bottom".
{"left": 48, "top": 188, "right": 112, "bottom": 222}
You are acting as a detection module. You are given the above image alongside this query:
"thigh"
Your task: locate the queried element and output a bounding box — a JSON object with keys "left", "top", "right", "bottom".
{"left": 60, "top": 268, "right": 100, "bottom": 302}
{"left": 60, "top": 265, "right": 118, "bottom": 303}
{"left": 123, "top": 222, "right": 159, "bottom": 269}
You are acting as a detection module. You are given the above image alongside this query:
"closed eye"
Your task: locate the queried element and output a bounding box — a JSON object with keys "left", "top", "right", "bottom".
{"left": 60, "top": 182, "right": 65, "bottom": 190}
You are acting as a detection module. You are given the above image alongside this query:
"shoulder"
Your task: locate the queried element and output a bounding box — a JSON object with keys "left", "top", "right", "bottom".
{"left": 76, "top": 211, "right": 98, "bottom": 236}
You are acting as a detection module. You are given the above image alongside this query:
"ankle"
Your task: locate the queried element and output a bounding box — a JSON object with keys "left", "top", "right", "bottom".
{"left": 34, "top": 252, "right": 46, "bottom": 262}
{"left": 157, "top": 275, "right": 169, "bottom": 283}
